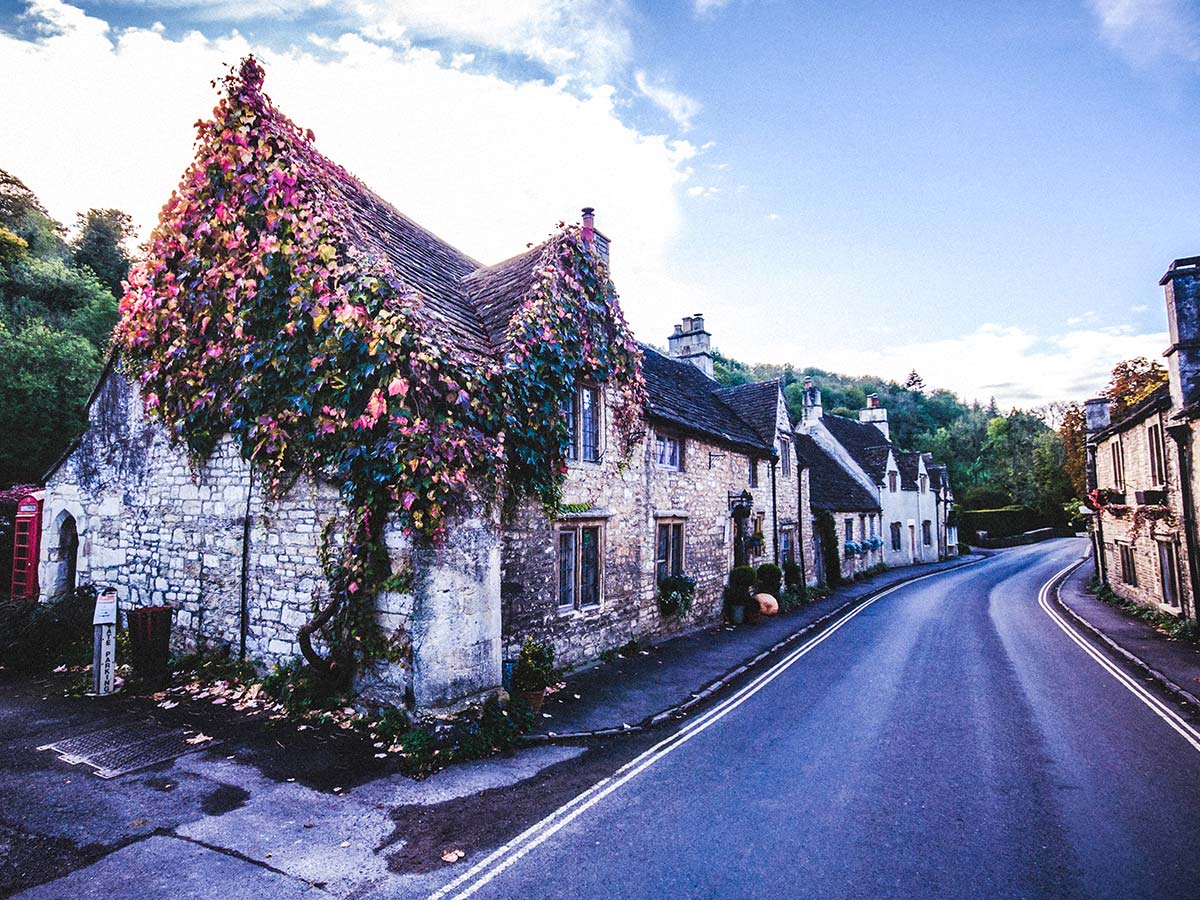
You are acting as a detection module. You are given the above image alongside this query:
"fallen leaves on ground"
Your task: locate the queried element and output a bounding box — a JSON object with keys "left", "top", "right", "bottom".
{"left": 441, "top": 849, "right": 466, "bottom": 863}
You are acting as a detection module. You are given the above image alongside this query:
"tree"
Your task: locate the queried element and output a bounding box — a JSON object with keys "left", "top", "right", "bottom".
{"left": 1105, "top": 357, "right": 1168, "bottom": 416}
{"left": 905, "top": 369, "right": 925, "bottom": 392}
{"left": 1057, "top": 401, "right": 1087, "bottom": 499}
{"left": 72, "top": 208, "right": 134, "bottom": 297}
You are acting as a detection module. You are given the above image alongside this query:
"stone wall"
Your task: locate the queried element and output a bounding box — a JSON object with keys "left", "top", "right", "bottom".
{"left": 1094, "top": 412, "right": 1194, "bottom": 618}
{"left": 501, "top": 387, "right": 805, "bottom": 669}
{"left": 39, "top": 366, "right": 503, "bottom": 707}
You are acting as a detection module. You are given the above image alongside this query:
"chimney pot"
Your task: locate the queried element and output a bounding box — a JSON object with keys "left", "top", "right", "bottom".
{"left": 581, "top": 207, "right": 595, "bottom": 243}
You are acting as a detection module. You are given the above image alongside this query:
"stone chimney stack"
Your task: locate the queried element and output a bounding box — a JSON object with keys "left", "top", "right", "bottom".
{"left": 801, "top": 376, "right": 823, "bottom": 425}
{"left": 858, "top": 392, "right": 890, "bottom": 439}
{"left": 1161, "top": 256, "right": 1200, "bottom": 411}
{"left": 1084, "top": 397, "right": 1112, "bottom": 435}
{"left": 667, "top": 313, "right": 713, "bottom": 378}
{"left": 581, "top": 207, "right": 610, "bottom": 267}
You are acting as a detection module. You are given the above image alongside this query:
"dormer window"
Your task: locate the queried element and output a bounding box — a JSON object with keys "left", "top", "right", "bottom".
{"left": 888, "top": 471, "right": 898, "bottom": 493}
{"left": 779, "top": 439, "right": 791, "bottom": 478}
{"left": 655, "top": 432, "right": 683, "bottom": 470}
{"left": 919, "top": 474, "right": 927, "bottom": 493}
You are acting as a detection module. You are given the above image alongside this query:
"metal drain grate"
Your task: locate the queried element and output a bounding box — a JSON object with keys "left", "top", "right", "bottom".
{"left": 38, "top": 719, "right": 219, "bottom": 779}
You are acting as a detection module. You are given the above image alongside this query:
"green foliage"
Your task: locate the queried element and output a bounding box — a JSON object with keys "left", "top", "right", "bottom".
{"left": 657, "top": 572, "right": 697, "bottom": 617}
{"left": 782, "top": 560, "right": 802, "bottom": 591}
{"left": 755, "top": 562, "right": 782, "bottom": 596}
{"left": 1089, "top": 578, "right": 1200, "bottom": 644}
{"left": 962, "top": 485, "right": 1012, "bottom": 510}
{"left": 814, "top": 509, "right": 844, "bottom": 587}
{"left": 957, "top": 506, "right": 1046, "bottom": 542}
{"left": 855, "top": 562, "right": 887, "bottom": 581}
{"left": 0, "top": 583, "right": 96, "bottom": 670}
{"left": 262, "top": 658, "right": 350, "bottom": 716}
{"left": 512, "top": 636, "right": 555, "bottom": 692}
{"left": 724, "top": 565, "right": 757, "bottom": 606}
{"left": 72, "top": 208, "right": 134, "bottom": 298}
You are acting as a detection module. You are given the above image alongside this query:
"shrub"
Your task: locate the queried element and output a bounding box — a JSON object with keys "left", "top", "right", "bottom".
{"left": 0, "top": 584, "right": 97, "bottom": 671}
{"left": 658, "top": 572, "right": 697, "bottom": 617}
{"left": 755, "top": 563, "right": 782, "bottom": 596}
{"left": 957, "top": 542, "right": 971, "bottom": 555}
{"left": 783, "top": 561, "right": 802, "bottom": 591}
{"left": 724, "top": 566, "right": 756, "bottom": 606}
{"left": 512, "top": 636, "right": 555, "bottom": 692}
{"left": 779, "top": 586, "right": 807, "bottom": 612}
{"left": 262, "top": 658, "right": 349, "bottom": 716}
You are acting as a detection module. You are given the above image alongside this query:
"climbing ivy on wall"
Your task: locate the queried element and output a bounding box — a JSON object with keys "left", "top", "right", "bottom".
{"left": 116, "top": 58, "right": 645, "bottom": 679}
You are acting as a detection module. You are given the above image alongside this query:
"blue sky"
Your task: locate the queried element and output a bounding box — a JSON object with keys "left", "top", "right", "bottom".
{"left": 2, "top": 0, "right": 1197, "bottom": 406}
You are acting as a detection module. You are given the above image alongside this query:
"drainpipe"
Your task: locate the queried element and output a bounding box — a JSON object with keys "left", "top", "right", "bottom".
{"left": 796, "top": 460, "right": 809, "bottom": 585}
{"left": 239, "top": 470, "right": 254, "bottom": 661}
{"left": 1168, "top": 424, "right": 1200, "bottom": 620}
{"left": 770, "top": 458, "right": 779, "bottom": 564}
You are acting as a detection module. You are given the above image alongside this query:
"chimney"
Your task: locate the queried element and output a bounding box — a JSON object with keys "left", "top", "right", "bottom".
{"left": 801, "top": 376, "right": 823, "bottom": 425}
{"left": 1161, "top": 255, "right": 1200, "bottom": 410}
{"left": 1084, "top": 397, "right": 1111, "bottom": 435}
{"left": 667, "top": 313, "right": 714, "bottom": 378}
{"left": 858, "top": 393, "right": 889, "bottom": 439}
{"left": 581, "top": 206, "right": 610, "bottom": 267}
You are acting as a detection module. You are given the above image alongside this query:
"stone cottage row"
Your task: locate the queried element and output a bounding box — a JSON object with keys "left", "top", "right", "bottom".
{"left": 37, "top": 62, "right": 958, "bottom": 710}
{"left": 1085, "top": 256, "right": 1200, "bottom": 624}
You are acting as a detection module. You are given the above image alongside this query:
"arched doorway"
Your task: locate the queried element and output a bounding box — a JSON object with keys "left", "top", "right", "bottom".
{"left": 57, "top": 513, "right": 78, "bottom": 596}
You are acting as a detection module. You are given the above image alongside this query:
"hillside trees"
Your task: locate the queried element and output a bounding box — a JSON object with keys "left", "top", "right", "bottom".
{"left": 0, "top": 169, "right": 124, "bottom": 484}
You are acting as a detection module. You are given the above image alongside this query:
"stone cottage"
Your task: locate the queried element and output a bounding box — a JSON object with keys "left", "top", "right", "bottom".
{"left": 795, "top": 433, "right": 881, "bottom": 583}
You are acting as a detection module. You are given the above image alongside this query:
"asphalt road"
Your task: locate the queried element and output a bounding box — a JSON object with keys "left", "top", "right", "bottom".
{"left": 431, "top": 539, "right": 1200, "bottom": 900}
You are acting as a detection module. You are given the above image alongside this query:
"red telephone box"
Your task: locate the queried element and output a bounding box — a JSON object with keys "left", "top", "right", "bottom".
{"left": 10, "top": 489, "right": 43, "bottom": 601}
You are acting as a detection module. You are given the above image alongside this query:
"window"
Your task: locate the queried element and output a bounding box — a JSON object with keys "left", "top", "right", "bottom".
{"left": 890, "top": 521, "right": 902, "bottom": 551}
{"left": 781, "top": 527, "right": 795, "bottom": 564}
{"left": 845, "top": 518, "right": 853, "bottom": 543}
{"left": 580, "top": 385, "right": 600, "bottom": 462}
{"left": 1119, "top": 544, "right": 1137, "bottom": 586}
{"left": 563, "top": 385, "right": 601, "bottom": 462}
{"left": 780, "top": 439, "right": 791, "bottom": 478}
{"left": 655, "top": 433, "right": 683, "bottom": 470}
{"left": 749, "top": 457, "right": 759, "bottom": 488}
{"left": 557, "top": 524, "right": 602, "bottom": 610}
{"left": 922, "top": 520, "right": 932, "bottom": 546}
{"left": 869, "top": 516, "right": 876, "bottom": 538}
{"left": 888, "top": 471, "right": 898, "bottom": 493}
{"left": 919, "top": 474, "right": 927, "bottom": 494}
{"left": 656, "top": 521, "right": 685, "bottom": 583}
{"left": 1158, "top": 540, "right": 1181, "bottom": 608}
{"left": 1149, "top": 423, "right": 1167, "bottom": 486}
{"left": 1111, "top": 440, "right": 1125, "bottom": 492}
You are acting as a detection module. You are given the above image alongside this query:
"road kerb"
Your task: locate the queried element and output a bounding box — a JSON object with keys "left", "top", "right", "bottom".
{"left": 1052, "top": 562, "right": 1200, "bottom": 710}
{"left": 524, "top": 553, "right": 987, "bottom": 744}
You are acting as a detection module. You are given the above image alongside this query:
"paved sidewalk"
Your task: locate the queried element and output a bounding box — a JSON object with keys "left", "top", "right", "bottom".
{"left": 1057, "top": 562, "right": 1200, "bottom": 705}
{"left": 533, "top": 553, "right": 986, "bottom": 738}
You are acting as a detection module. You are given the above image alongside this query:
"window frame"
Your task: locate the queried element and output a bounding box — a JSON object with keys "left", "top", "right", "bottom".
{"left": 1148, "top": 421, "right": 1167, "bottom": 487}
{"left": 922, "top": 519, "right": 932, "bottom": 546}
{"left": 1118, "top": 542, "right": 1137, "bottom": 587}
{"left": 749, "top": 456, "right": 759, "bottom": 488}
{"left": 655, "top": 519, "right": 686, "bottom": 584}
{"left": 654, "top": 431, "right": 684, "bottom": 470}
{"left": 888, "top": 471, "right": 898, "bottom": 493}
{"left": 890, "top": 521, "right": 902, "bottom": 551}
{"left": 780, "top": 438, "right": 791, "bottom": 478}
{"left": 1158, "top": 539, "right": 1181, "bottom": 609}
{"left": 1111, "top": 438, "right": 1125, "bottom": 492}
{"left": 556, "top": 521, "right": 604, "bottom": 612}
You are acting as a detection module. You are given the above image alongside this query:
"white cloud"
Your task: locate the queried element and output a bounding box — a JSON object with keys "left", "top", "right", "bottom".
{"left": 693, "top": 0, "right": 733, "bottom": 16}
{"left": 805, "top": 323, "right": 1169, "bottom": 408}
{"left": 686, "top": 185, "right": 718, "bottom": 198}
{"left": 765, "top": 212, "right": 780, "bottom": 221}
{"left": 634, "top": 70, "right": 701, "bottom": 130}
{"left": 0, "top": 1, "right": 697, "bottom": 330}
{"left": 1089, "top": 0, "right": 1200, "bottom": 66}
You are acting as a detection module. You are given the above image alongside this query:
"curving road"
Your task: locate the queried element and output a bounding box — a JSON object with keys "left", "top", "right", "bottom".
{"left": 430, "top": 539, "right": 1200, "bottom": 899}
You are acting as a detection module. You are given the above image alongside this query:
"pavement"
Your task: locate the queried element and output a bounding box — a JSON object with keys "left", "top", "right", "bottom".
{"left": 532, "top": 552, "right": 986, "bottom": 738}
{"left": 449, "top": 538, "right": 1200, "bottom": 899}
{"left": 1056, "top": 555, "right": 1200, "bottom": 706}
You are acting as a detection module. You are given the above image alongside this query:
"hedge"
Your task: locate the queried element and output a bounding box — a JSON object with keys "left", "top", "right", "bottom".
{"left": 957, "top": 506, "right": 1046, "bottom": 542}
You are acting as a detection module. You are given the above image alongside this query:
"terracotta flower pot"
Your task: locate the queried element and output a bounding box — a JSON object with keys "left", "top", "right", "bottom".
{"left": 521, "top": 689, "right": 546, "bottom": 714}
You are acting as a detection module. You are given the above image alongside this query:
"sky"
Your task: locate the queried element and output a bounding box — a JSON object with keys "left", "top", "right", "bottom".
{"left": 1, "top": 0, "right": 1197, "bottom": 408}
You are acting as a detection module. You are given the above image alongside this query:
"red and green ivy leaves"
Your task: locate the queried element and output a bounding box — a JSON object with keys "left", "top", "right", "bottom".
{"left": 115, "top": 57, "right": 644, "bottom": 669}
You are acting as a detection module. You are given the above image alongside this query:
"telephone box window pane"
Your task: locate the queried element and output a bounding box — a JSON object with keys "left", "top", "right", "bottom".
{"left": 558, "top": 531, "right": 576, "bottom": 608}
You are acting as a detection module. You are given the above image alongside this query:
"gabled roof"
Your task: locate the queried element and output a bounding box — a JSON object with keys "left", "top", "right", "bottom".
{"left": 796, "top": 433, "right": 880, "bottom": 512}
{"left": 821, "top": 414, "right": 892, "bottom": 483}
{"left": 896, "top": 450, "right": 921, "bottom": 490}
{"left": 461, "top": 243, "right": 549, "bottom": 350}
{"left": 641, "top": 349, "right": 770, "bottom": 453}
{"left": 715, "top": 380, "right": 784, "bottom": 445}
{"left": 1096, "top": 384, "right": 1172, "bottom": 440}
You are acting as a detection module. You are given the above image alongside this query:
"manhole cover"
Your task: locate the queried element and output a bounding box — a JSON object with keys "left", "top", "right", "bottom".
{"left": 38, "top": 719, "right": 219, "bottom": 779}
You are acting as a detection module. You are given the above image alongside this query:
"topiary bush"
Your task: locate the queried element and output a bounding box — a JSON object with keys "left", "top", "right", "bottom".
{"left": 755, "top": 563, "right": 782, "bottom": 596}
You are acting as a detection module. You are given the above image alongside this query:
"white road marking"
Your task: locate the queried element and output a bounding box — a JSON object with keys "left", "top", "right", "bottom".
{"left": 1038, "top": 558, "right": 1200, "bottom": 754}
{"left": 428, "top": 558, "right": 987, "bottom": 900}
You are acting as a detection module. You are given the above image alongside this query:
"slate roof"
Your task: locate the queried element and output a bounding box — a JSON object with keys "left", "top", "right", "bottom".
{"left": 896, "top": 450, "right": 921, "bottom": 490}
{"left": 641, "top": 349, "right": 771, "bottom": 453}
{"left": 462, "top": 243, "right": 549, "bottom": 350}
{"left": 714, "top": 380, "right": 784, "bottom": 445}
{"left": 1096, "top": 384, "right": 1172, "bottom": 439}
{"left": 821, "top": 414, "right": 892, "bottom": 483}
{"left": 796, "top": 434, "right": 880, "bottom": 512}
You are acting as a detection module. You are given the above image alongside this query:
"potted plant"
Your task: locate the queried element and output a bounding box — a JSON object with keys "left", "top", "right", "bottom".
{"left": 724, "top": 566, "right": 756, "bottom": 624}
{"left": 658, "top": 573, "right": 697, "bottom": 617}
{"left": 512, "top": 636, "right": 555, "bottom": 714}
